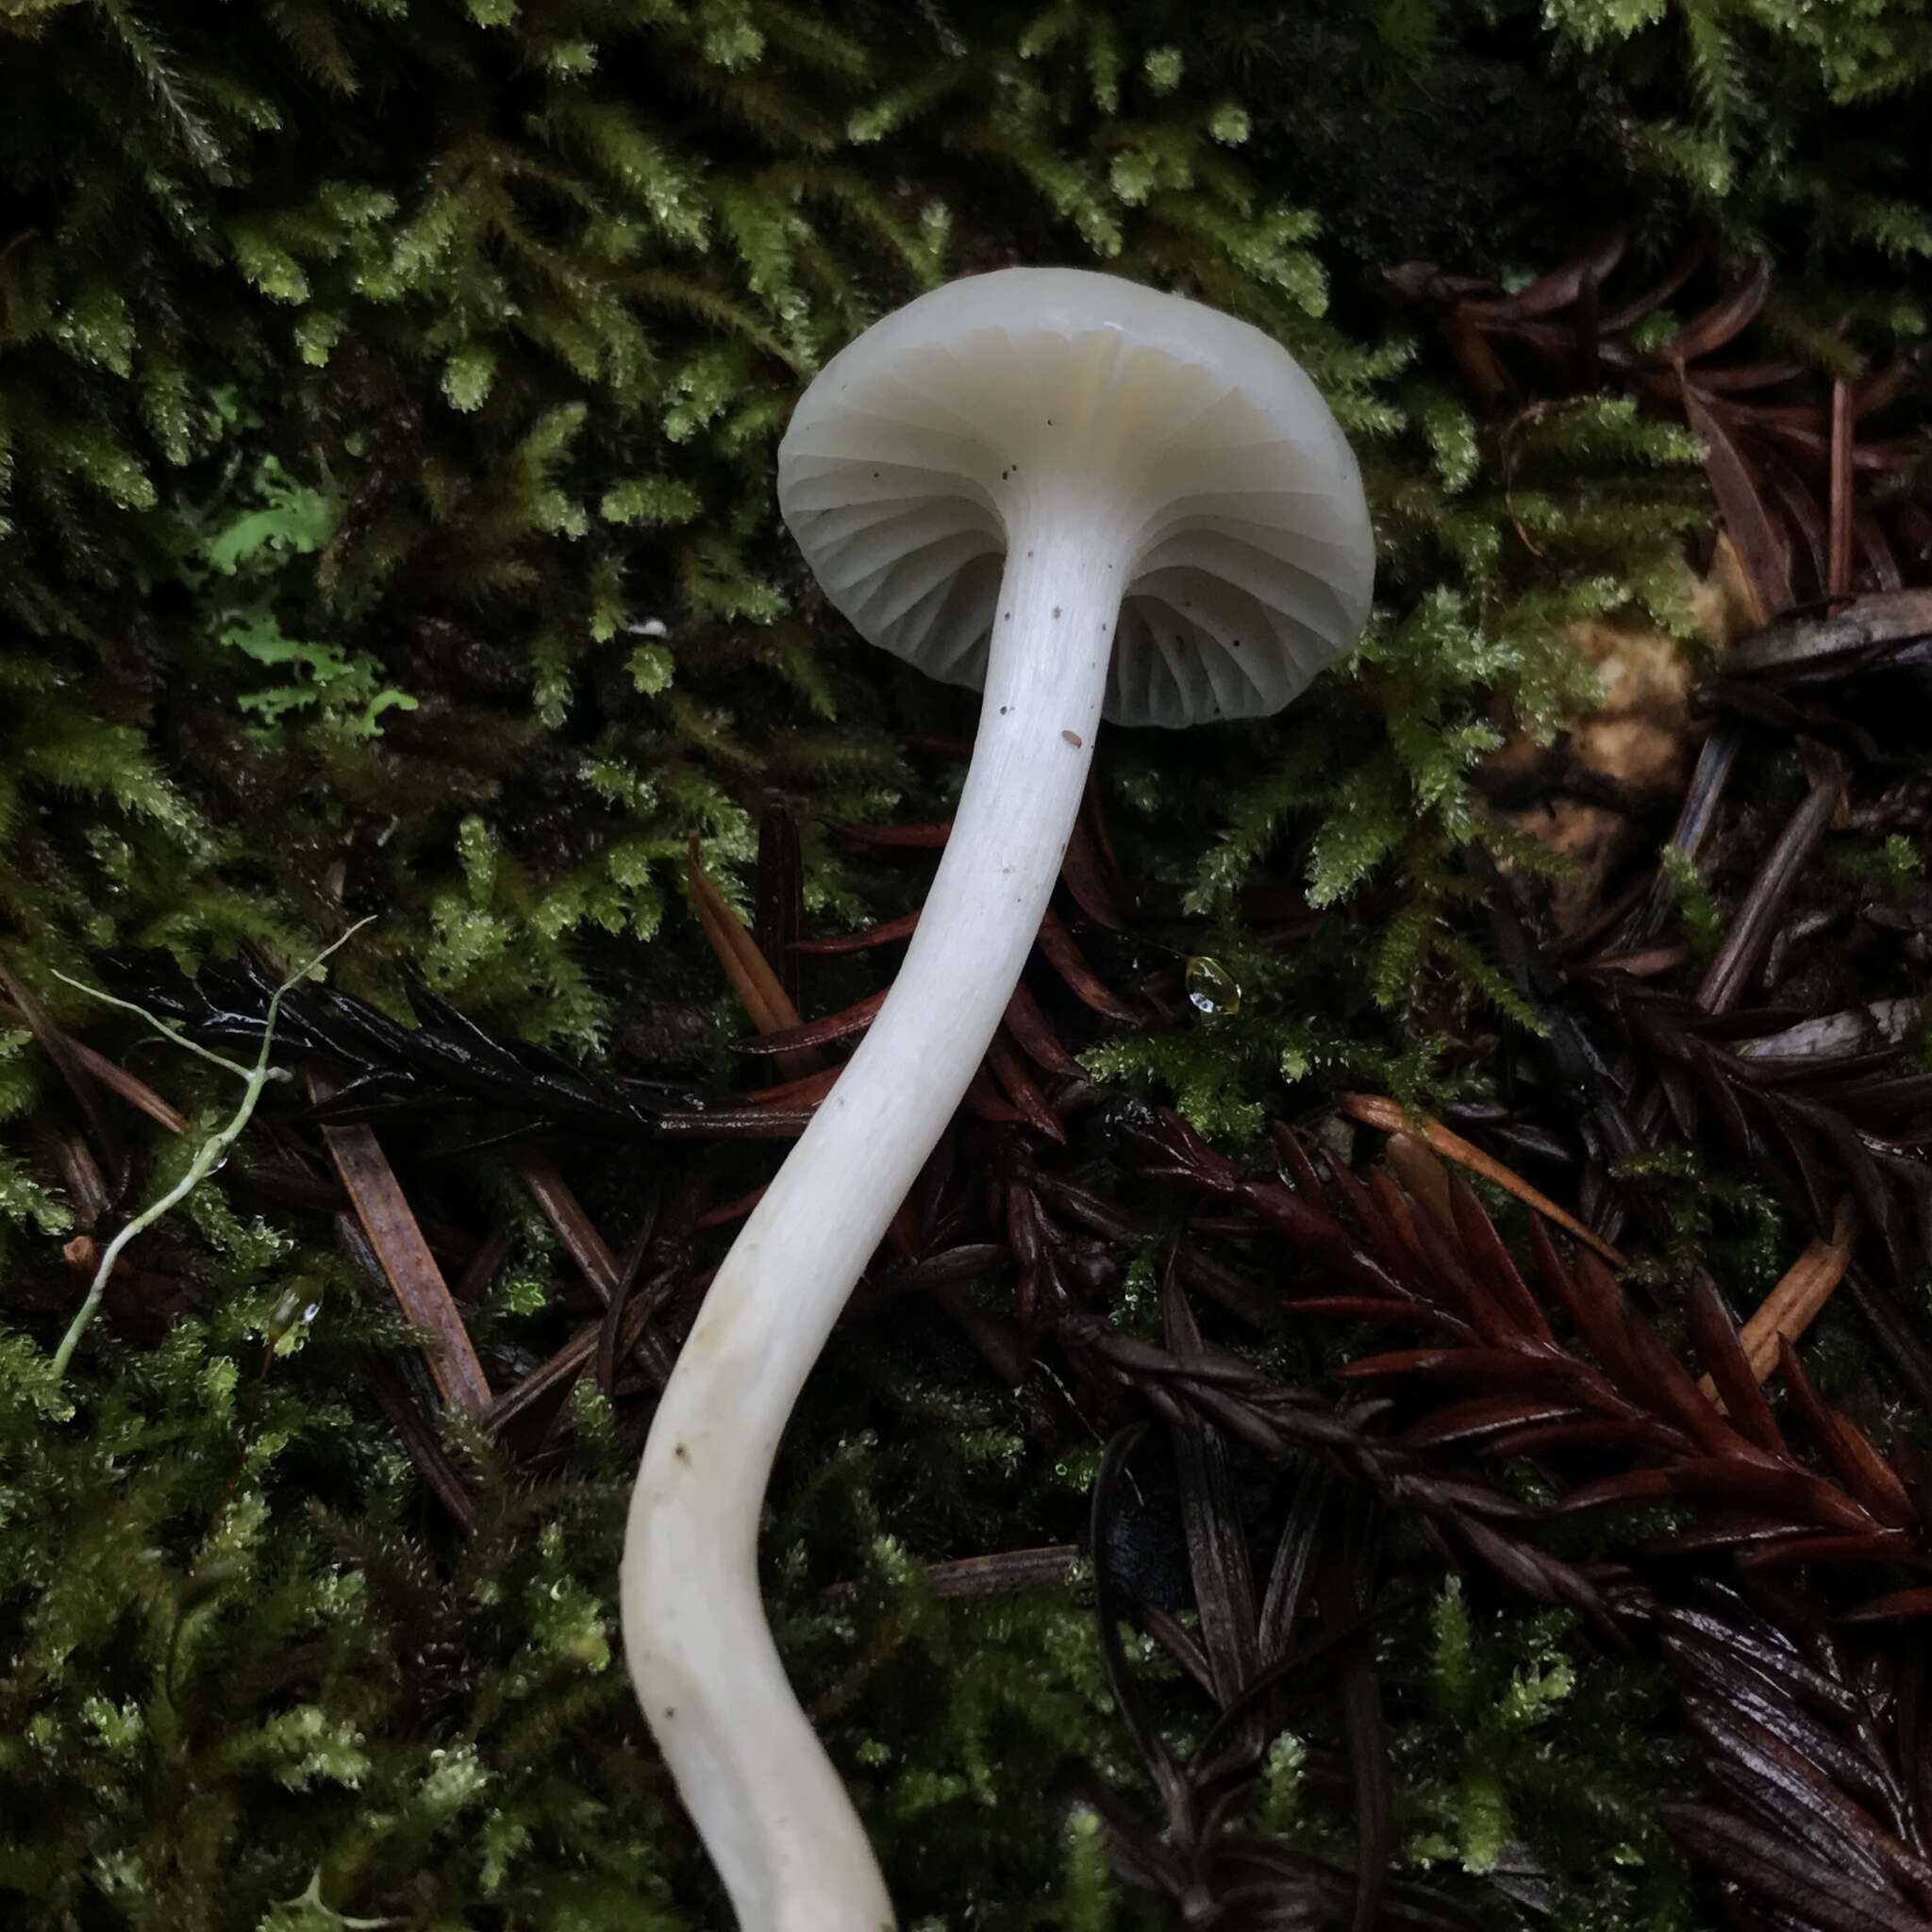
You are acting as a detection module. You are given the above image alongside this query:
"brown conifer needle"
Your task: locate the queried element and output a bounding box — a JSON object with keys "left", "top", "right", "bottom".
{"left": 1699, "top": 1200, "right": 1857, "bottom": 1401}
{"left": 1338, "top": 1093, "right": 1628, "bottom": 1268}
{"left": 314, "top": 1071, "right": 491, "bottom": 1415}
{"left": 0, "top": 996, "right": 187, "bottom": 1135}
{"left": 687, "top": 835, "right": 821, "bottom": 1078}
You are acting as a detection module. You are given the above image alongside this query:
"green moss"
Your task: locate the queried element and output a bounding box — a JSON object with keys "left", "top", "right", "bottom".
{"left": 1393, "top": 1581, "right": 1697, "bottom": 1931}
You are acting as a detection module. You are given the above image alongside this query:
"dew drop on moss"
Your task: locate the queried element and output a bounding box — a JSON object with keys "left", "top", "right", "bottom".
{"left": 1185, "top": 955, "right": 1241, "bottom": 1017}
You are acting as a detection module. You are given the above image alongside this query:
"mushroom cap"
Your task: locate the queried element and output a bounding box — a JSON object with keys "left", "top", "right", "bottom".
{"left": 777, "top": 267, "right": 1374, "bottom": 729}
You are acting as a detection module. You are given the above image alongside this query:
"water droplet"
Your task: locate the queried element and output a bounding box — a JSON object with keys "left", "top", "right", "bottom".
{"left": 264, "top": 1284, "right": 323, "bottom": 1352}
{"left": 1185, "top": 956, "right": 1241, "bottom": 1017}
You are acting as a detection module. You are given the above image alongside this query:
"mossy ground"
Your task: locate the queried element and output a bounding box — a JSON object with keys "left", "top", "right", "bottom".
{"left": 3, "top": 2, "right": 1929, "bottom": 1925}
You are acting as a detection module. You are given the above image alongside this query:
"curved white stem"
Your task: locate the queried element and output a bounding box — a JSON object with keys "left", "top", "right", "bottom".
{"left": 622, "top": 505, "right": 1128, "bottom": 1931}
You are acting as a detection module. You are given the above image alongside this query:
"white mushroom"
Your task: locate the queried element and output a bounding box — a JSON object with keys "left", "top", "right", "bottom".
{"left": 621, "top": 267, "right": 1374, "bottom": 1932}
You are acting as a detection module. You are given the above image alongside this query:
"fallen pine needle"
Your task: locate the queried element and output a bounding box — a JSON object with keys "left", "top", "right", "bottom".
{"left": 1700, "top": 1200, "right": 1857, "bottom": 1400}
{"left": 1338, "top": 1092, "right": 1628, "bottom": 1269}
{"left": 0, "top": 996, "right": 188, "bottom": 1135}
{"left": 313, "top": 1062, "right": 492, "bottom": 1416}
{"left": 687, "top": 836, "right": 821, "bottom": 1079}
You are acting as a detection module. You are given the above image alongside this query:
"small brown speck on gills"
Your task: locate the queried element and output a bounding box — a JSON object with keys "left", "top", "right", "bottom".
{"left": 664, "top": 1707, "right": 676, "bottom": 1719}
{"left": 674, "top": 1442, "right": 690, "bottom": 1462}
{"left": 1061, "top": 730, "right": 1083, "bottom": 748}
